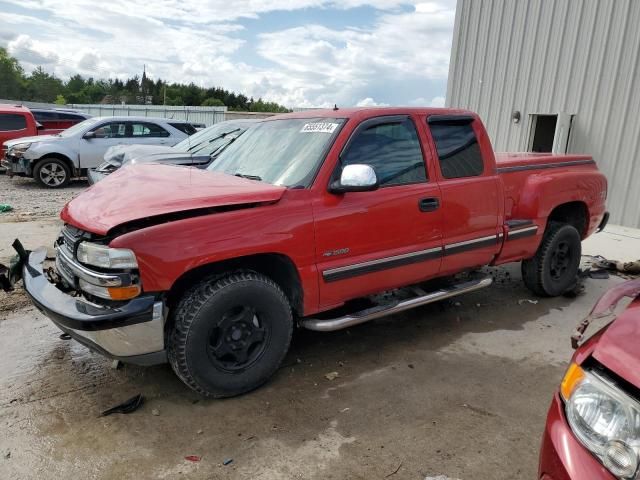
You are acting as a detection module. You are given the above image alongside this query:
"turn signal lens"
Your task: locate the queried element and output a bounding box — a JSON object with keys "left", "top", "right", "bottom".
{"left": 561, "top": 362, "right": 585, "bottom": 401}
{"left": 79, "top": 279, "right": 141, "bottom": 300}
{"left": 107, "top": 285, "right": 141, "bottom": 300}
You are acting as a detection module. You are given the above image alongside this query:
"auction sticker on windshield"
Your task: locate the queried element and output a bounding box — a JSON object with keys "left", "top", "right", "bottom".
{"left": 300, "top": 122, "right": 339, "bottom": 134}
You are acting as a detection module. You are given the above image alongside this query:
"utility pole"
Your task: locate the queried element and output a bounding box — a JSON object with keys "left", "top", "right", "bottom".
{"left": 141, "top": 64, "right": 146, "bottom": 105}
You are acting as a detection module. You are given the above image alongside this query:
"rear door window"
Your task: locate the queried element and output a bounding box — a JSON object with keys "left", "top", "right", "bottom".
{"left": 130, "top": 122, "right": 170, "bottom": 137}
{"left": 428, "top": 119, "right": 484, "bottom": 179}
{"left": 340, "top": 118, "right": 427, "bottom": 187}
{"left": 0, "top": 113, "right": 28, "bottom": 131}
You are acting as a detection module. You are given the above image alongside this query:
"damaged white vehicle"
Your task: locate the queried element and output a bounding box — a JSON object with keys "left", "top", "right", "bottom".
{"left": 3, "top": 116, "right": 194, "bottom": 188}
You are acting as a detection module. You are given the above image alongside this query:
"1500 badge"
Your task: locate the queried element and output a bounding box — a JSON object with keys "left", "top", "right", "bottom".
{"left": 323, "top": 248, "right": 350, "bottom": 257}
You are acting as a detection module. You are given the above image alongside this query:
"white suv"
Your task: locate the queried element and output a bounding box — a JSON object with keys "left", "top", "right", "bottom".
{"left": 2, "top": 116, "right": 193, "bottom": 188}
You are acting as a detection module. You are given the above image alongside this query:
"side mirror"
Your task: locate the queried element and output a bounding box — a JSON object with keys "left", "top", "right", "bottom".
{"left": 83, "top": 131, "right": 96, "bottom": 139}
{"left": 36, "top": 122, "right": 44, "bottom": 131}
{"left": 329, "top": 164, "right": 379, "bottom": 194}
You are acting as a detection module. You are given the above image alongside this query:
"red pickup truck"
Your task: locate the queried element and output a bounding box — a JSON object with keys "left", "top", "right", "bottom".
{"left": 8, "top": 107, "right": 609, "bottom": 397}
{"left": 0, "top": 104, "right": 41, "bottom": 155}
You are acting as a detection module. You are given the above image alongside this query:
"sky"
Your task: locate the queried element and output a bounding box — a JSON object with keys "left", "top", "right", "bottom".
{"left": 0, "top": 0, "right": 456, "bottom": 108}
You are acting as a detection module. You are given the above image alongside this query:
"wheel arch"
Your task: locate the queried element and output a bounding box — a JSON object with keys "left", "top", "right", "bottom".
{"left": 166, "top": 253, "right": 304, "bottom": 317}
{"left": 546, "top": 201, "right": 589, "bottom": 238}
{"left": 33, "top": 152, "right": 75, "bottom": 174}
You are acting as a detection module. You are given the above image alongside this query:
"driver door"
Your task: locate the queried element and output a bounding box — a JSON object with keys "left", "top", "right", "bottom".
{"left": 77, "top": 120, "right": 128, "bottom": 168}
{"left": 313, "top": 115, "right": 443, "bottom": 310}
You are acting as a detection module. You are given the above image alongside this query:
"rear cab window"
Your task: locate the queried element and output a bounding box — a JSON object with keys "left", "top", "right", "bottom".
{"left": 340, "top": 116, "right": 427, "bottom": 187}
{"left": 427, "top": 115, "right": 484, "bottom": 179}
{"left": 0, "top": 113, "right": 28, "bottom": 131}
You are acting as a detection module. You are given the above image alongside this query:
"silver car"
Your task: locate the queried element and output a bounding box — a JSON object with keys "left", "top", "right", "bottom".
{"left": 2, "top": 116, "right": 194, "bottom": 188}
{"left": 87, "top": 119, "right": 258, "bottom": 185}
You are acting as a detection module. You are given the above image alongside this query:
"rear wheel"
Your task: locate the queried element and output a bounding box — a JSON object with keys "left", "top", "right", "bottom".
{"left": 522, "top": 222, "right": 582, "bottom": 296}
{"left": 34, "top": 158, "right": 71, "bottom": 188}
{"left": 168, "top": 272, "right": 293, "bottom": 397}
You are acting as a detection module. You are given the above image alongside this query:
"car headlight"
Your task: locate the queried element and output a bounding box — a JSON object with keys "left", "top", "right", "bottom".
{"left": 562, "top": 363, "right": 640, "bottom": 479}
{"left": 77, "top": 242, "right": 138, "bottom": 269}
{"left": 9, "top": 143, "right": 31, "bottom": 158}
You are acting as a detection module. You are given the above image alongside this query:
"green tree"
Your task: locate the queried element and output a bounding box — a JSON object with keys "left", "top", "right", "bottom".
{"left": 26, "top": 66, "right": 64, "bottom": 102}
{"left": 54, "top": 94, "right": 66, "bottom": 105}
{"left": 201, "top": 97, "right": 225, "bottom": 107}
{"left": 0, "top": 47, "right": 25, "bottom": 99}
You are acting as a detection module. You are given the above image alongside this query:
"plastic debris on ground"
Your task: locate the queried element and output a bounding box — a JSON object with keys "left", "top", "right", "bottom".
{"left": 185, "top": 455, "right": 201, "bottom": 462}
{"left": 0, "top": 204, "right": 12, "bottom": 213}
{"left": 324, "top": 371, "right": 339, "bottom": 381}
{"left": 223, "top": 458, "right": 233, "bottom": 466}
{"left": 151, "top": 408, "right": 160, "bottom": 416}
{"left": 518, "top": 299, "right": 539, "bottom": 305}
{"left": 100, "top": 394, "right": 144, "bottom": 417}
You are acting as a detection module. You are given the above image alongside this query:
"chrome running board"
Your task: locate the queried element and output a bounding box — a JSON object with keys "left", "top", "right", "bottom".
{"left": 300, "top": 276, "right": 493, "bottom": 332}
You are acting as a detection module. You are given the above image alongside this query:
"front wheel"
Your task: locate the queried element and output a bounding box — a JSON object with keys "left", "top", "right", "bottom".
{"left": 168, "top": 272, "right": 293, "bottom": 397}
{"left": 522, "top": 222, "right": 582, "bottom": 297}
{"left": 34, "top": 158, "right": 71, "bottom": 188}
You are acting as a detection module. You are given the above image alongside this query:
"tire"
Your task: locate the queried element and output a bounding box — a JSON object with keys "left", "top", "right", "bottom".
{"left": 34, "top": 158, "right": 71, "bottom": 188}
{"left": 168, "top": 271, "right": 293, "bottom": 397}
{"left": 522, "top": 222, "right": 582, "bottom": 297}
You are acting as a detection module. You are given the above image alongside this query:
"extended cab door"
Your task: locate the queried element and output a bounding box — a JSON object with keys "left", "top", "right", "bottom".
{"left": 313, "top": 115, "right": 443, "bottom": 310}
{"left": 425, "top": 115, "right": 501, "bottom": 275}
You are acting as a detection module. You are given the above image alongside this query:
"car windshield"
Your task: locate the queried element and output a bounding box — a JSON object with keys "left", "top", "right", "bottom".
{"left": 57, "top": 117, "right": 101, "bottom": 137}
{"left": 207, "top": 117, "right": 344, "bottom": 187}
{"left": 173, "top": 123, "right": 249, "bottom": 156}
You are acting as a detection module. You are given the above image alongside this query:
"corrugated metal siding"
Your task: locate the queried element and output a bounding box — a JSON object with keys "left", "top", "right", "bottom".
{"left": 447, "top": 0, "right": 640, "bottom": 227}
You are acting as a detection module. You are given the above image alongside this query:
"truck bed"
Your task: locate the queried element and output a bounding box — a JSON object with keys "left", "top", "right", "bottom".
{"left": 495, "top": 152, "right": 594, "bottom": 173}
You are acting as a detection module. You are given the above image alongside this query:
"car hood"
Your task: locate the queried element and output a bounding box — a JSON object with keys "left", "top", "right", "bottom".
{"left": 5, "top": 134, "right": 59, "bottom": 147}
{"left": 592, "top": 295, "right": 640, "bottom": 388}
{"left": 61, "top": 163, "right": 286, "bottom": 235}
{"left": 127, "top": 152, "right": 206, "bottom": 165}
{"left": 105, "top": 144, "right": 177, "bottom": 164}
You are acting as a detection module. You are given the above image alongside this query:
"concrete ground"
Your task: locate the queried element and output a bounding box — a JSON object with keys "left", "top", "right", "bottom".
{"left": 1, "top": 174, "right": 638, "bottom": 479}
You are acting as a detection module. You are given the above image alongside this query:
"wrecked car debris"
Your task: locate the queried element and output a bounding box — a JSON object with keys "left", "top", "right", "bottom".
{"left": 571, "top": 278, "right": 640, "bottom": 348}
{"left": 100, "top": 394, "right": 144, "bottom": 417}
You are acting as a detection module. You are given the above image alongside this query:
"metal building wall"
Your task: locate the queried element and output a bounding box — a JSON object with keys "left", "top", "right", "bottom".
{"left": 446, "top": 0, "right": 640, "bottom": 228}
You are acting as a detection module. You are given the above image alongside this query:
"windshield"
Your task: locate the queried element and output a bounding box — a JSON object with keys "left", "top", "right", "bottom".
{"left": 207, "top": 117, "right": 344, "bottom": 187}
{"left": 173, "top": 123, "right": 249, "bottom": 155}
{"left": 58, "top": 117, "right": 101, "bottom": 137}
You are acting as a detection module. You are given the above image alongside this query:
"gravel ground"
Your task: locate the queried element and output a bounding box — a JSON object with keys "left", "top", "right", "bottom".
{"left": 0, "top": 173, "right": 86, "bottom": 220}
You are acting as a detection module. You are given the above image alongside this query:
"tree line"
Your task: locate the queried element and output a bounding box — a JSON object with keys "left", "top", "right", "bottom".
{"left": 0, "top": 47, "right": 290, "bottom": 112}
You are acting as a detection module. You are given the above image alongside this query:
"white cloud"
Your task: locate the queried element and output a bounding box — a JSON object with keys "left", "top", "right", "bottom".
{"left": 429, "top": 95, "right": 446, "bottom": 107}
{"left": 356, "top": 97, "right": 390, "bottom": 107}
{"left": 0, "top": 0, "right": 456, "bottom": 107}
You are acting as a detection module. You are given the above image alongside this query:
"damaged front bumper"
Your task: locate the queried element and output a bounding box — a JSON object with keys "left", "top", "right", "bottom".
{"left": 1, "top": 154, "right": 30, "bottom": 176}
{"left": 9, "top": 243, "right": 167, "bottom": 365}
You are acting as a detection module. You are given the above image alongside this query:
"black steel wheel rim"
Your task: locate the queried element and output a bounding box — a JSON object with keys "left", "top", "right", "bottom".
{"left": 550, "top": 240, "right": 572, "bottom": 280}
{"left": 207, "top": 305, "right": 269, "bottom": 372}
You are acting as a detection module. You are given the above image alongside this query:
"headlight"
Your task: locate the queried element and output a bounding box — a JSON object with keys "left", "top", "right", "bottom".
{"left": 9, "top": 143, "right": 31, "bottom": 158}
{"left": 562, "top": 363, "right": 640, "bottom": 479}
{"left": 77, "top": 242, "right": 138, "bottom": 269}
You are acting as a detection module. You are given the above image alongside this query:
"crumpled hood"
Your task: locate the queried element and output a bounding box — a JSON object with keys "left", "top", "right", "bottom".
{"left": 104, "top": 144, "right": 177, "bottom": 165}
{"left": 61, "top": 163, "right": 286, "bottom": 235}
{"left": 593, "top": 297, "right": 640, "bottom": 388}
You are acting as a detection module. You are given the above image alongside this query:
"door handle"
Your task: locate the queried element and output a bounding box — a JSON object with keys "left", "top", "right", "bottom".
{"left": 419, "top": 197, "right": 440, "bottom": 212}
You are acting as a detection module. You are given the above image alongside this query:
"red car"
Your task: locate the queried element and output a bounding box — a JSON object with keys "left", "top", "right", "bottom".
{"left": 29, "top": 108, "right": 91, "bottom": 134}
{"left": 539, "top": 279, "right": 640, "bottom": 480}
{"left": 5, "top": 107, "right": 608, "bottom": 397}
